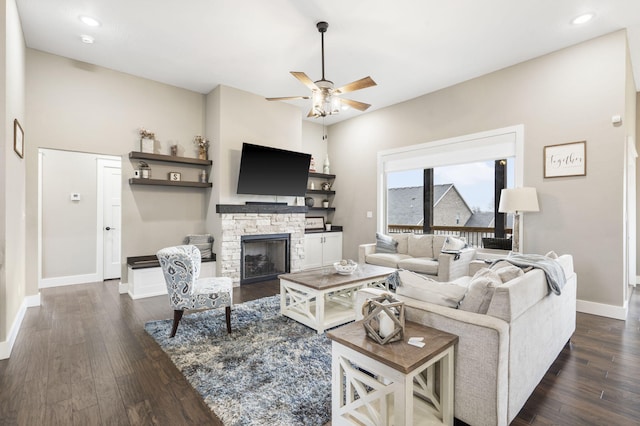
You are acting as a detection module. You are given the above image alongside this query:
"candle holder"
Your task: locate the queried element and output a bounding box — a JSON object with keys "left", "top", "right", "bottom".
{"left": 362, "top": 293, "right": 405, "bottom": 345}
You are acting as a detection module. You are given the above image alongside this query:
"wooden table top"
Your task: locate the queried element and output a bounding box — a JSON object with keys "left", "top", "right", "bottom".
{"left": 327, "top": 320, "right": 459, "bottom": 374}
{"left": 278, "top": 264, "right": 396, "bottom": 290}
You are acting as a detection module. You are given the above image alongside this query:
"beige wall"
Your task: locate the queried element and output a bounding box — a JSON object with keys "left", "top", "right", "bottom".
{"left": 25, "top": 49, "right": 208, "bottom": 287}
{"left": 330, "top": 31, "right": 631, "bottom": 311}
{"left": 204, "top": 85, "right": 310, "bottom": 272}
{"left": 1, "top": 0, "right": 26, "bottom": 347}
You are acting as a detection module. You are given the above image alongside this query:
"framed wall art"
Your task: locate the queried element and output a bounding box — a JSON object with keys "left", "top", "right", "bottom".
{"left": 544, "top": 141, "right": 586, "bottom": 178}
{"left": 305, "top": 216, "right": 325, "bottom": 231}
{"left": 14, "top": 119, "right": 24, "bottom": 159}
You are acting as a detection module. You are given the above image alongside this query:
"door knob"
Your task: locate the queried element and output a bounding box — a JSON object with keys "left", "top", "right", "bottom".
{"left": 105, "top": 227, "right": 116, "bottom": 231}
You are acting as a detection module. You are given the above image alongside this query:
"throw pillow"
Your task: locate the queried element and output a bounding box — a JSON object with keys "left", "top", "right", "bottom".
{"left": 458, "top": 268, "right": 503, "bottom": 314}
{"left": 408, "top": 234, "right": 434, "bottom": 258}
{"left": 375, "top": 233, "right": 398, "bottom": 254}
{"left": 396, "top": 269, "right": 468, "bottom": 308}
{"left": 490, "top": 263, "right": 524, "bottom": 283}
{"left": 545, "top": 250, "right": 559, "bottom": 259}
{"left": 441, "top": 236, "right": 467, "bottom": 252}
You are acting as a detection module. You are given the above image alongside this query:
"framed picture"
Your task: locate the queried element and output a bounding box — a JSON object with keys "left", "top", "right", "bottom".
{"left": 305, "top": 216, "right": 325, "bottom": 231}
{"left": 14, "top": 119, "right": 24, "bottom": 159}
{"left": 168, "top": 172, "right": 181, "bottom": 181}
{"left": 544, "top": 141, "right": 586, "bottom": 178}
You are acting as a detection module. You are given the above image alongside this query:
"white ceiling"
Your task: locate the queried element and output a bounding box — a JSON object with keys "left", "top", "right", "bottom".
{"left": 15, "top": 0, "right": 640, "bottom": 124}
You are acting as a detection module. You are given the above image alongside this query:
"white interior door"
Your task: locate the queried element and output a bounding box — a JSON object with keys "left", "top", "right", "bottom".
{"left": 100, "top": 160, "right": 122, "bottom": 280}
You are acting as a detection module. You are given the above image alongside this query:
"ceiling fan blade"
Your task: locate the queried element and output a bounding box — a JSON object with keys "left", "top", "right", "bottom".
{"left": 266, "top": 96, "right": 310, "bottom": 101}
{"left": 334, "top": 76, "right": 377, "bottom": 94}
{"left": 339, "top": 98, "right": 371, "bottom": 111}
{"left": 307, "top": 107, "right": 317, "bottom": 118}
{"left": 291, "top": 72, "right": 319, "bottom": 91}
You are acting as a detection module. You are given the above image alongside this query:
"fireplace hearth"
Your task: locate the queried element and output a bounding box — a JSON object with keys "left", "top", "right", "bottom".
{"left": 240, "top": 233, "right": 290, "bottom": 284}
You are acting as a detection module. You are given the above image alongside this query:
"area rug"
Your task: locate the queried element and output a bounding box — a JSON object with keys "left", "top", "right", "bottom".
{"left": 144, "top": 295, "right": 332, "bottom": 426}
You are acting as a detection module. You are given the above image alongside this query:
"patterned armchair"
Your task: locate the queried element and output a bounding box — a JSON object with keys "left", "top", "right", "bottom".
{"left": 156, "top": 245, "right": 233, "bottom": 337}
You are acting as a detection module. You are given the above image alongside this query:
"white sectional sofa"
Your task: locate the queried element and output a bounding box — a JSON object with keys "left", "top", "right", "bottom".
{"left": 358, "top": 233, "right": 476, "bottom": 281}
{"left": 355, "top": 254, "right": 577, "bottom": 426}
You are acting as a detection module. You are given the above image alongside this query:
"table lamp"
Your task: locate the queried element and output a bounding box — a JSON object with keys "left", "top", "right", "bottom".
{"left": 498, "top": 187, "right": 539, "bottom": 253}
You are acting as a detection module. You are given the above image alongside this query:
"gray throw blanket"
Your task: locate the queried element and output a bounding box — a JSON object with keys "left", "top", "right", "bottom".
{"left": 496, "top": 254, "right": 566, "bottom": 295}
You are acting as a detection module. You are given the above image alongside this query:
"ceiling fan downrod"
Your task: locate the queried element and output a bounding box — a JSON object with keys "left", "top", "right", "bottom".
{"left": 317, "top": 21, "right": 329, "bottom": 82}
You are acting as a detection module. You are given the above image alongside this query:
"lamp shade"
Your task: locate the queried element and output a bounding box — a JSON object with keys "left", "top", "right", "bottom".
{"left": 498, "top": 187, "right": 539, "bottom": 213}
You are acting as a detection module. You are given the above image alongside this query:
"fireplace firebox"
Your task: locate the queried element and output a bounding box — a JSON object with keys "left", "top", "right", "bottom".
{"left": 240, "top": 233, "right": 290, "bottom": 284}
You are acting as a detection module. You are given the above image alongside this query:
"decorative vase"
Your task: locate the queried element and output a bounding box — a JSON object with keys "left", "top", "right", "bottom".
{"left": 305, "top": 197, "right": 314, "bottom": 207}
{"left": 140, "top": 137, "right": 154, "bottom": 153}
{"left": 323, "top": 155, "right": 330, "bottom": 174}
{"left": 198, "top": 148, "right": 208, "bottom": 160}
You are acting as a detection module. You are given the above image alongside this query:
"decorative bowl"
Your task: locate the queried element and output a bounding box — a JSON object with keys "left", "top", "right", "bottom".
{"left": 334, "top": 260, "right": 358, "bottom": 275}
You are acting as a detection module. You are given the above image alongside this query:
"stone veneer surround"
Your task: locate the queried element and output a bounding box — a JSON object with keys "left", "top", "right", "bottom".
{"left": 220, "top": 212, "right": 306, "bottom": 284}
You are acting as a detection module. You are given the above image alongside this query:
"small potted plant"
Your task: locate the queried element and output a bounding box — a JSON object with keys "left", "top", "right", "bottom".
{"left": 322, "top": 199, "right": 329, "bottom": 208}
{"left": 325, "top": 221, "right": 332, "bottom": 231}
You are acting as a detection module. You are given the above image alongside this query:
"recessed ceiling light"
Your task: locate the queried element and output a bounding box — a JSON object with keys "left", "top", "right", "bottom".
{"left": 79, "top": 15, "right": 101, "bottom": 27}
{"left": 80, "top": 35, "right": 95, "bottom": 44}
{"left": 572, "top": 12, "right": 595, "bottom": 25}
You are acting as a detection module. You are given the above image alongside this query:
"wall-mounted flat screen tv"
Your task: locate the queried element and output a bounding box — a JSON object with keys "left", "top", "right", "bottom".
{"left": 237, "top": 143, "right": 311, "bottom": 197}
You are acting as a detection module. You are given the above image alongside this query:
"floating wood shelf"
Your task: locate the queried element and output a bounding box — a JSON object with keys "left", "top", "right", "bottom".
{"left": 306, "top": 189, "right": 336, "bottom": 195}
{"left": 308, "top": 172, "right": 336, "bottom": 179}
{"left": 129, "top": 151, "right": 212, "bottom": 166}
{"left": 129, "top": 178, "right": 212, "bottom": 188}
{"left": 307, "top": 207, "right": 336, "bottom": 212}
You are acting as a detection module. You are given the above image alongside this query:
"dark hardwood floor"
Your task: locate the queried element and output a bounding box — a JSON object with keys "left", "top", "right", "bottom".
{"left": 0, "top": 280, "right": 639, "bottom": 425}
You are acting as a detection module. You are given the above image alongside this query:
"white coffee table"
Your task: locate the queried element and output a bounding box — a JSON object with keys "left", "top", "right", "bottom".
{"left": 279, "top": 264, "right": 396, "bottom": 334}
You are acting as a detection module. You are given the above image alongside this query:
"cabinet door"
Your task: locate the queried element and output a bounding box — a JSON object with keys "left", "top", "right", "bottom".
{"left": 304, "top": 233, "right": 324, "bottom": 269}
{"left": 322, "top": 232, "right": 343, "bottom": 266}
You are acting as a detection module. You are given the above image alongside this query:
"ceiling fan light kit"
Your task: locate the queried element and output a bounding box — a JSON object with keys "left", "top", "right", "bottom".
{"left": 267, "top": 21, "right": 376, "bottom": 118}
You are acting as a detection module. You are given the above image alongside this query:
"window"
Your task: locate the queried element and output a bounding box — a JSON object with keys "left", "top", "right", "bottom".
{"left": 378, "top": 125, "right": 523, "bottom": 245}
{"left": 385, "top": 160, "right": 514, "bottom": 234}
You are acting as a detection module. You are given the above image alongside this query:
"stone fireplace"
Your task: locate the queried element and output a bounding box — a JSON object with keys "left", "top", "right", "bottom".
{"left": 217, "top": 204, "right": 306, "bottom": 285}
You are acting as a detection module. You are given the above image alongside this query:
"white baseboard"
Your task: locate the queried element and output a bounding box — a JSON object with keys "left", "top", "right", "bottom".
{"left": 128, "top": 289, "right": 168, "bottom": 300}
{"left": 39, "top": 272, "right": 100, "bottom": 288}
{"left": 0, "top": 299, "right": 27, "bottom": 360}
{"left": 25, "top": 293, "right": 41, "bottom": 307}
{"left": 576, "top": 298, "right": 628, "bottom": 320}
{"left": 119, "top": 282, "right": 129, "bottom": 294}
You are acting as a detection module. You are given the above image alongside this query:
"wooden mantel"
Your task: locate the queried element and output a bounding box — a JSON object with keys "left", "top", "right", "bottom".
{"left": 215, "top": 204, "right": 308, "bottom": 214}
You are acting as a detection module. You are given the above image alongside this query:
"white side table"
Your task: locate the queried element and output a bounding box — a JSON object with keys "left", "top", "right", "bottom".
{"left": 327, "top": 320, "right": 458, "bottom": 425}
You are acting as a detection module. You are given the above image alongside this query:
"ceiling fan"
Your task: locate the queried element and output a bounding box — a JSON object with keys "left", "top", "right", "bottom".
{"left": 266, "top": 21, "right": 377, "bottom": 118}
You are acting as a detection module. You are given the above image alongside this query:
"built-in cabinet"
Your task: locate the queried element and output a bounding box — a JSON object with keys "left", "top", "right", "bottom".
{"left": 303, "top": 232, "right": 343, "bottom": 269}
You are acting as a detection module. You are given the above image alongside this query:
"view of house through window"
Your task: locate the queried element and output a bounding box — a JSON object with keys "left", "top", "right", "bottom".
{"left": 386, "top": 159, "right": 515, "bottom": 246}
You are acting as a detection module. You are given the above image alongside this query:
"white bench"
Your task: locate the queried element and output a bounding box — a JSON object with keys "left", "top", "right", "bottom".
{"left": 126, "top": 254, "right": 216, "bottom": 299}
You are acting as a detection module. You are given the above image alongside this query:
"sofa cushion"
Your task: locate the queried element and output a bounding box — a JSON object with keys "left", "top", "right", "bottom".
{"left": 376, "top": 232, "right": 398, "bottom": 253}
{"left": 394, "top": 233, "right": 411, "bottom": 254}
{"left": 396, "top": 269, "right": 469, "bottom": 308}
{"left": 442, "top": 236, "right": 467, "bottom": 252}
{"left": 397, "top": 257, "right": 439, "bottom": 275}
{"left": 490, "top": 261, "right": 525, "bottom": 283}
{"left": 459, "top": 268, "right": 503, "bottom": 314}
{"left": 408, "top": 234, "right": 434, "bottom": 258}
{"left": 432, "top": 235, "right": 448, "bottom": 258}
{"left": 366, "top": 253, "right": 411, "bottom": 269}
